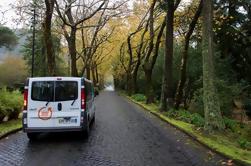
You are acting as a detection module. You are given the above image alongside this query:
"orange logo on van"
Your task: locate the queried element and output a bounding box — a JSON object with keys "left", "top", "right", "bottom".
{"left": 38, "top": 107, "right": 52, "bottom": 120}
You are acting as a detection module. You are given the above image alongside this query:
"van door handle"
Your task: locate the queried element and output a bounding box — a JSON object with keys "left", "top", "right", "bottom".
{"left": 58, "top": 103, "right": 62, "bottom": 111}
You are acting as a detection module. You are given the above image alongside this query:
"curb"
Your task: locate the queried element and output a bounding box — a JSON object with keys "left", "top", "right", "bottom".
{"left": 0, "top": 127, "right": 22, "bottom": 140}
{"left": 122, "top": 95, "right": 249, "bottom": 166}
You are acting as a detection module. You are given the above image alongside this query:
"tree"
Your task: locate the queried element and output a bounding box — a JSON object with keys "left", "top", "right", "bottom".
{"left": 0, "top": 26, "right": 18, "bottom": 49}
{"left": 0, "top": 56, "right": 27, "bottom": 87}
{"left": 160, "top": 0, "right": 181, "bottom": 111}
{"left": 174, "top": 0, "right": 203, "bottom": 109}
{"left": 78, "top": 3, "right": 119, "bottom": 79}
{"left": 132, "top": 20, "right": 149, "bottom": 94}
{"left": 123, "top": 9, "right": 149, "bottom": 95}
{"left": 21, "top": 29, "right": 64, "bottom": 77}
{"left": 214, "top": 0, "right": 251, "bottom": 83}
{"left": 142, "top": 1, "right": 166, "bottom": 104}
{"left": 55, "top": 0, "right": 106, "bottom": 76}
{"left": 119, "top": 42, "right": 133, "bottom": 94}
{"left": 202, "top": 0, "right": 225, "bottom": 131}
{"left": 43, "top": 0, "right": 55, "bottom": 75}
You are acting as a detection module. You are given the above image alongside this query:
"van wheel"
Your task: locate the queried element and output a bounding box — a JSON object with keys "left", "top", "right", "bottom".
{"left": 84, "top": 121, "right": 90, "bottom": 137}
{"left": 80, "top": 120, "right": 90, "bottom": 138}
{"left": 92, "top": 114, "right": 95, "bottom": 123}
{"left": 27, "top": 133, "right": 38, "bottom": 141}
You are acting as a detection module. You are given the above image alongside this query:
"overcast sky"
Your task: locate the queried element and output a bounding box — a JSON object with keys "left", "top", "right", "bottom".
{"left": 0, "top": 0, "right": 17, "bottom": 27}
{"left": 0, "top": 0, "right": 191, "bottom": 28}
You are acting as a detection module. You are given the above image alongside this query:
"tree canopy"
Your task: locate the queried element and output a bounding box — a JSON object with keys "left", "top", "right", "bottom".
{"left": 0, "top": 26, "right": 18, "bottom": 49}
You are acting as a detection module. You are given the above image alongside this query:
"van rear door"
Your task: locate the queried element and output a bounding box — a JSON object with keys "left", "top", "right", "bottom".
{"left": 27, "top": 78, "right": 81, "bottom": 128}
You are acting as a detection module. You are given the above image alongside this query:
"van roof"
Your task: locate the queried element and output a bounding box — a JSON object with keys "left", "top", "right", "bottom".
{"left": 27, "top": 77, "right": 93, "bottom": 84}
{"left": 29, "top": 77, "right": 81, "bottom": 81}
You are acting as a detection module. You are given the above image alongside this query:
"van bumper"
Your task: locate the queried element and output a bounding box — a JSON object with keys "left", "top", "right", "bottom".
{"left": 23, "top": 127, "right": 83, "bottom": 133}
{"left": 22, "top": 111, "right": 88, "bottom": 133}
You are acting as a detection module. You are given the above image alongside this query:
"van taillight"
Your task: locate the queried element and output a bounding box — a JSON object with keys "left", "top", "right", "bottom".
{"left": 81, "top": 88, "right": 86, "bottom": 110}
{"left": 23, "top": 89, "right": 28, "bottom": 111}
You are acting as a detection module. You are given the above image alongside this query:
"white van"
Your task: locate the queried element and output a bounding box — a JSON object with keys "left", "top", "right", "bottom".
{"left": 22, "top": 77, "right": 95, "bottom": 140}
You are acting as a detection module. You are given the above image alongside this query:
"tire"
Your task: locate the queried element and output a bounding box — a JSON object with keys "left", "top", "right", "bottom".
{"left": 27, "top": 133, "right": 38, "bottom": 141}
{"left": 84, "top": 121, "right": 90, "bottom": 137}
{"left": 92, "top": 113, "right": 95, "bottom": 123}
{"left": 80, "top": 119, "right": 90, "bottom": 138}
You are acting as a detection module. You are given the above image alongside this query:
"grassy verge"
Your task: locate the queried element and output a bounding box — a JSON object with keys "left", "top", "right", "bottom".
{"left": 121, "top": 93, "right": 251, "bottom": 165}
{"left": 0, "top": 119, "right": 22, "bottom": 139}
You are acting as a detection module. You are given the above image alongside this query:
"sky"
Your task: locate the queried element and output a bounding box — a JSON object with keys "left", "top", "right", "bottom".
{"left": 0, "top": 0, "right": 18, "bottom": 28}
{"left": 0, "top": 0, "right": 192, "bottom": 28}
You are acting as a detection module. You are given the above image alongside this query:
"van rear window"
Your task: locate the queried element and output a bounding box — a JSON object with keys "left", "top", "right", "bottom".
{"left": 55, "top": 81, "right": 78, "bottom": 101}
{"left": 31, "top": 81, "right": 78, "bottom": 101}
{"left": 32, "top": 81, "right": 54, "bottom": 101}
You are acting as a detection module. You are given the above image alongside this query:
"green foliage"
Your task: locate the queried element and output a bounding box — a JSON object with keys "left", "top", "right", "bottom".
{"left": 22, "top": 30, "right": 47, "bottom": 76}
{"left": 0, "top": 26, "right": 18, "bottom": 49}
{"left": 189, "top": 78, "right": 246, "bottom": 117}
{"left": 215, "top": 0, "right": 251, "bottom": 83}
{"left": 189, "top": 88, "right": 204, "bottom": 116}
{"left": 0, "top": 56, "right": 27, "bottom": 87}
{"left": 237, "top": 138, "right": 251, "bottom": 150}
{"left": 190, "top": 113, "right": 205, "bottom": 127}
{"left": 0, "top": 119, "right": 22, "bottom": 136}
{"left": 223, "top": 117, "right": 238, "bottom": 132}
{"left": 216, "top": 80, "right": 244, "bottom": 116}
{"left": 176, "top": 107, "right": 241, "bottom": 132}
{"left": 21, "top": 29, "right": 67, "bottom": 77}
{"left": 131, "top": 93, "right": 146, "bottom": 102}
{"left": 0, "top": 88, "right": 22, "bottom": 121}
{"left": 164, "top": 109, "right": 205, "bottom": 127}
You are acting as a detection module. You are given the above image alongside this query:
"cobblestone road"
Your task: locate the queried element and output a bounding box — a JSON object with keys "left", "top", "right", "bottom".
{"left": 0, "top": 91, "right": 231, "bottom": 166}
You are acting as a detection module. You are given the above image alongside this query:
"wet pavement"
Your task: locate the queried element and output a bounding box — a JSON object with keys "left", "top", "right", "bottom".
{"left": 0, "top": 91, "right": 231, "bottom": 166}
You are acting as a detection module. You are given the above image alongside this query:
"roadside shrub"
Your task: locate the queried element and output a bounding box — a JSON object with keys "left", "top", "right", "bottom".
{"left": 237, "top": 138, "right": 251, "bottom": 150}
{"left": 166, "top": 109, "right": 239, "bottom": 131}
{"left": 0, "top": 105, "right": 7, "bottom": 122}
{"left": 131, "top": 94, "right": 146, "bottom": 102}
{"left": 243, "top": 98, "right": 251, "bottom": 117}
{"left": 189, "top": 80, "right": 245, "bottom": 118}
{"left": 165, "top": 109, "right": 205, "bottom": 127}
{"left": 190, "top": 113, "right": 205, "bottom": 127}
{"left": 176, "top": 109, "right": 192, "bottom": 123}
{"left": 163, "top": 108, "right": 177, "bottom": 118}
{"left": 0, "top": 88, "right": 22, "bottom": 121}
{"left": 223, "top": 117, "right": 238, "bottom": 132}
{"left": 188, "top": 88, "right": 204, "bottom": 117}
{"left": 216, "top": 80, "right": 244, "bottom": 117}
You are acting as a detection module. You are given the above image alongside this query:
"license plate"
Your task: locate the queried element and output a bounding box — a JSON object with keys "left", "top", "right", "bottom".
{"left": 58, "top": 118, "right": 77, "bottom": 124}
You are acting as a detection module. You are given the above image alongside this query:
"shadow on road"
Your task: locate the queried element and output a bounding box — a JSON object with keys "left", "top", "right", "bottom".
{"left": 27, "top": 121, "right": 95, "bottom": 144}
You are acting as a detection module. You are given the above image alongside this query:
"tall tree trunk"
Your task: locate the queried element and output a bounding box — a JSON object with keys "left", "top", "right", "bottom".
{"left": 142, "top": 0, "right": 156, "bottom": 103}
{"left": 126, "top": 36, "right": 134, "bottom": 95}
{"left": 174, "top": 0, "right": 203, "bottom": 109}
{"left": 144, "top": 69, "right": 154, "bottom": 104}
{"left": 43, "top": 0, "right": 55, "bottom": 76}
{"left": 92, "top": 66, "right": 96, "bottom": 86}
{"left": 66, "top": 27, "right": 78, "bottom": 77}
{"left": 132, "top": 17, "right": 150, "bottom": 94}
{"left": 95, "top": 65, "right": 99, "bottom": 85}
{"left": 132, "top": 60, "right": 140, "bottom": 93}
{"left": 202, "top": 0, "right": 225, "bottom": 131}
{"left": 160, "top": 0, "right": 174, "bottom": 111}
{"left": 86, "top": 65, "right": 91, "bottom": 79}
{"left": 126, "top": 73, "right": 133, "bottom": 96}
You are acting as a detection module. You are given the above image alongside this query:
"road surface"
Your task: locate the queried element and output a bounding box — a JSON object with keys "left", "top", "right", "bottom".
{"left": 0, "top": 91, "right": 230, "bottom": 166}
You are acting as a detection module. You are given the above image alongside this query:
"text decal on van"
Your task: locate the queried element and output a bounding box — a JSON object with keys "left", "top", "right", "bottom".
{"left": 38, "top": 107, "right": 53, "bottom": 120}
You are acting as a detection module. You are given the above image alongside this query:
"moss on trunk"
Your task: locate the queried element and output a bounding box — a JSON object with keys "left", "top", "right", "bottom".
{"left": 202, "top": 0, "right": 225, "bottom": 131}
